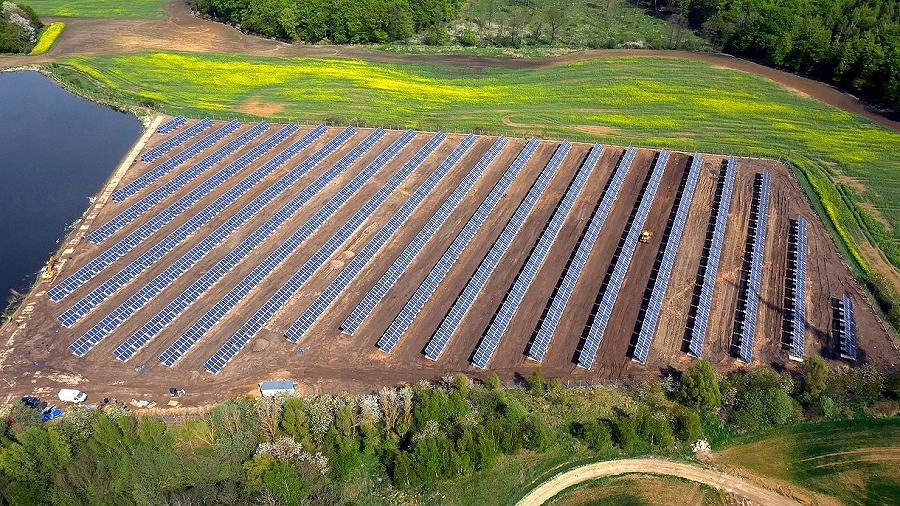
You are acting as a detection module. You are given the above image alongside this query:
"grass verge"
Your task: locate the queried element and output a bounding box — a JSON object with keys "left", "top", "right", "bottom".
{"left": 28, "top": 22, "right": 64, "bottom": 55}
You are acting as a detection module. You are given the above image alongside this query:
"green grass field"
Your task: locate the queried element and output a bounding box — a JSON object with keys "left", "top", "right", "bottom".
{"left": 545, "top": 474, "right": 727, "bottom": 506}
{"left": 49, "top": 51, "right": 900, "bottom": 315}
{"left": 26, "top": 0, "right": 166, "bottom": 18}
{"left": 719, "top": 417, "right": 900, "bottom": 504}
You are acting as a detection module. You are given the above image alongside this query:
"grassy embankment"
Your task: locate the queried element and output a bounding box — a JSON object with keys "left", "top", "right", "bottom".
{"left": 718, "top": 417, "right": 900, "bottom": 504}
{"left": 544, "top": 475, "right": 727, "bottom": 506}
{"left": 25, "top": 0, "right": 166, "bottom": 18}
{"left": 45, "top": 51, "right": 900, "bottom": 329}
{"left": 28, "top": 21, "right": 64, "bottom": 55}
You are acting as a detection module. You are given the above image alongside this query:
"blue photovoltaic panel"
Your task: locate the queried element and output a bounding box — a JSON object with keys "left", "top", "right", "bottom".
{"left": 840, "top": 294, "right": 856, "bottom": 360}
{"left": 737, "top": 170, "right": 770, "bottom": 364}
{"left": 115, "top": 120, "right": 242, "bottom": 202}
{"left": 376, "top": 137, "right": 540, "bottom": 354}
{"left": 789, "top": 217, "right": 807, "bottom": 361}
{"left": 284, "top": 133, "right": 473, "bottom": 342}
{"left": 155, "top": 128, "right": 396, "bottom": 367}
{"left": 141, "top": 118, "right": 214, "bottom": 162}
{"left": 71, "top": 126, "right": 354, "bottom": 359}
{"left": 579, "top": 150, "right": 670, "bottom": 369}
{"left": 157, "top": 116, "right": 186, "bottom": 134}
{"left": 528, "top": 147, "right": 636, "bottom": 363}
{"left": 472, "top": 144, "right": 603, "bottom": 369}
{"left": 48, "top": 122, "right": 270, "bottom": 303}
{"left": 58, "top": 125, "right": 324, "bottom": 327}
{"left": 688, "top": 156, "right": 737, "bottom": 357}
{"left": 206, "top": 132, "right": 447, "bottom": 373}
{"left": 424, "top": 141, "right": 571, "bottom": 361}
{"left": 633, "top": 154, "right": 703, "bottom": 364}
{"left": 340, "top": 136, "right": 508, "bottom": 335}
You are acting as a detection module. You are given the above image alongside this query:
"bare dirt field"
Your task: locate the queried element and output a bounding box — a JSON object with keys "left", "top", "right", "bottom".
{"left": 0, "top": 115, "right": 895, "bottom": 410}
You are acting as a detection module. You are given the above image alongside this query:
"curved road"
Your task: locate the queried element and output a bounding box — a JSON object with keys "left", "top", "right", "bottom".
{"left": 516, "top": 458, "right": 799, "bottom": 506}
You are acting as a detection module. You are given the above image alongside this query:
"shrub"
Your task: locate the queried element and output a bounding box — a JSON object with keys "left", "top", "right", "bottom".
{"left": 679, "top": 360, "right": 721, "bottom": 410}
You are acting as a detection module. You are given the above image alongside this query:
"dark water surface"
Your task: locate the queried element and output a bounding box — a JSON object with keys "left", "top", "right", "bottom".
{"left": 0, "top": 70, "right": 142, "bottom": 311}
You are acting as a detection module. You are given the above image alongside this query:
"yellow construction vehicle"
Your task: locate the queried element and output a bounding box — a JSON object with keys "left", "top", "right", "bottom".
{"left": 639, "top": 230, "right": 653, "bottom": 243}
{"left": 40, "top": 255, "right": 56, "bottom": 280}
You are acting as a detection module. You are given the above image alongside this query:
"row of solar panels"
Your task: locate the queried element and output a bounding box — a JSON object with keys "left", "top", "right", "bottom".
{"left": 838, "top": 294, "right": 857, "bottom": 360}
{"left": 141, "top": 118, "right": 213, "bottom": 163}
{"left": 633, "top": 154, "right": 704, "bottom": 364}
{"left": 735, "top": 171, "right": 771, "bottom": 364}
{"left": 157, "top": 115, "right": 186, "bottom": 134}
{"left": 116, "top": 120, "right": 241, "bottom": 202}
{"left": 786, "top": 217, "right": 808, "bottom": 361}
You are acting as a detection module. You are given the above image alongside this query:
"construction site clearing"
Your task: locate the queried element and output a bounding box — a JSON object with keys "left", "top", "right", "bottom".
{"left": 0, "top": 116, "right": 896, "bottom": 410}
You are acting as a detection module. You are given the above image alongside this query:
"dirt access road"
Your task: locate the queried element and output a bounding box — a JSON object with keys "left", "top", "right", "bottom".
{"left": 0, "top": 0, "right": 897, "bottom": 133}
{"left": 517, "top": 458, "right": 799, "bottom": 506}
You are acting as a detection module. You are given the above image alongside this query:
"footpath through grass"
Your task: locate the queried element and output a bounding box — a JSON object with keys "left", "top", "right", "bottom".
{"left": 719, "top": 417, "right": 900, "bottom": 505}
{"left": 50, "top": 51, "right": 900, "bottom": 318}
{"left": 26, "top": 0, "right": 166, "bottom": 18}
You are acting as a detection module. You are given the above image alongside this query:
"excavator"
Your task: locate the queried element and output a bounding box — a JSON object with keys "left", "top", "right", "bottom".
{"left": 40, "top": 255, "right": 56, "bottom": 280}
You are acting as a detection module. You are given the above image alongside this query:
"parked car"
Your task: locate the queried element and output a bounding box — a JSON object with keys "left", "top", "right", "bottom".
{"left": 57, "top": 389, "right": 87, "bottom": 403}
{"left": 20, "top": 396, "right": 41, "bottom": 408}
{"left": 42, "top": 407, "right": 63, "bottom": 422}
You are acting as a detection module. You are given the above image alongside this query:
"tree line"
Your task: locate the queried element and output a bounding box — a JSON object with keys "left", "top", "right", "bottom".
{"left": 0, "top": 2, "right": 42, "bottom": 53}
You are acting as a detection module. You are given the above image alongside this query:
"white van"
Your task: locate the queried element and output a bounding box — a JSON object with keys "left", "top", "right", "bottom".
{"left": 57, "top": 389, "right": 87, "bottom": 403}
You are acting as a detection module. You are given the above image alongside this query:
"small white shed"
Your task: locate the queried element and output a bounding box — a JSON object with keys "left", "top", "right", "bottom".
{"left": 259, "top": 380, "right": 297, "bottom": 397}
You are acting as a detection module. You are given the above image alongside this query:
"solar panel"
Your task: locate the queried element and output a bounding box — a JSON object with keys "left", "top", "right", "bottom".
{"left": 633, "top": 153, "right": 703, "bottom": 364}
{"left": 578, "top": 150, "right": 670, "bottom": 369}
{"left": 528, "top": 147, "right": 637, "bottom": 363}
{"left": 789, "top": 216, "right": 807, "bottom": 361}
{"left": 141, "top": 118, "right": 214, "bottom": 162}
{"left": 688, "top": 156, "right": 737, "bottom": 357}
{"left": 71, "top": 125, "right": 354, "bottom": 359}
{"left": 840, "top": 294, "right": 856, "bottom": 360}
{"left": 284, "top": 133, "right": 475, "bottom": 342}
{"left": 157, "top": 116, "right": 186, "bottom": 134}
{"left": 737, "top": 171, "right": 771, "bottom": 364}
{"left": 156, "top": 128, "right": 398, "bottom": 367}
{"left": 58, "top": 124, "right": 324, "bottom": 327}
{"left": 375, "top": 138, "right": 540, "bottom": 354}
{"left": 471, "top": 144, "right": 603, "bottom": 369}
{"left": 340, "top": 136, "right": 508, "bottom": 335}
{"left": 424, "top": 141, "right": 571, "bottom": 361}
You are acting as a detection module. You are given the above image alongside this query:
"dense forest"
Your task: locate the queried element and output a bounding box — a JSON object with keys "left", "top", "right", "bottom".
{"left": 1, "top": 359, "right": 897, "bottom": 504}
{"left": 0, "top": 1, "right": 42, "bottom": 53}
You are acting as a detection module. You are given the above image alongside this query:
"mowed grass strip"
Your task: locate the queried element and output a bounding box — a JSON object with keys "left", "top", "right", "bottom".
{"left": 546, "top": 474, "right": 727, "bottom": 506}
{"left": 719, "top": 417, "right": 900, "bottom": 505}
{"left": 56, "top": 51, "right": 900, "bottom": 288}
{"left": 26, "top": 0, "right": 166, "bottom": 18}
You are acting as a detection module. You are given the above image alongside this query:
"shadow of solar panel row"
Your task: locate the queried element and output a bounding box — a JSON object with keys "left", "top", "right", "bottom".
{"left": 788, "top": 216, "right": 807, "bottom": 361}
{"left": 341, "top": 136, "right": 509, "bottom": 336}
{"left": 839, "top": 294, "right": 856, "bottom": 360}
{"left": 285, "top": 132, "right": 466, "bottom": 342}
{"left": 472, "top": 144, "right": 604, "bottom": 369}
{"left": 58, "top": 125, "right": 323, "bottom": 327}
{"left": 688, "top": 156, "right": 737, "bottom": 358}
{"left": 528, "top": 147, "right": 637, "bottom": 363}
{"left": 634, "top": 153, "right": 703, "bottom": 364}
{"left": 115, "top": 120, "right": 242, "bottom": 202}
{"left": 376, "top": 138, "right": 540, "bottom": 354}
{"left": 89, "top": 122, "right": 271, "bottom": 245}
{"left": 206, "top": 132, "right": 445, "bottom": 373}
{"left": 579, "top": 150, "right": 670, "bottom": 369}
{"left": 425, "top": 141, "right": 571, "bottom": 361}
{"left": 73, "top": 127, "right": 354, "bottom": 360}
{"left": 155, "top": 128, "right": 390, "bottom": 367}
{"left": 141, "top": 118, "right": 214, "bottom": 163}
{"left": 737, "top": 170, "right": 771, "bottom": 364}
{"left": 49, "top": 123, "right": 272, "bottom": 304}
{"left": 157, "top": 116, "right": 186, "bottom": 134}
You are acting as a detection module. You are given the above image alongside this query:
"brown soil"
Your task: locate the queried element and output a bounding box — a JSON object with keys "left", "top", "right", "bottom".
{"left": 238, "top": 96, "right": 285, "bottom": 117}
{"left": 0, "top": 1, "right": 896, "bottom": 132}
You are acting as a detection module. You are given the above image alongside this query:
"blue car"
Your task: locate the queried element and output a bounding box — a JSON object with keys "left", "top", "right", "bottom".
{"left": 41, "top": 407, "right": 63, "bottom": 422}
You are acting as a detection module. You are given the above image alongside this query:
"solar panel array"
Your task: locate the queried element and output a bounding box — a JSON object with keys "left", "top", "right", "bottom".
{"left": 70, "top": 126, "right": 355, "bottom": 359}
{"left": 156, "top": 128, "right": 395, "bottom": 367}
{"left": 47, "top": 122, "right": 269, "bottom": 302}
{"left": 376, "top": 138, "right": 540, "bottom": 354}
{"left": 578, "top": 150, "right": 670, "bottom": 369}
{"left": 688, "top": 156, "right": 737, "bottom": 357}
{"left": 206, "top": 133, "right": 446, "bottom": 373}
{"left": 424, "top": 141, "right": 571, "bottom": 361}
{"left": 58, "top": 124, "right": 325, "bottom": 327}
{"left": 341, "top": 136, "right": 509, "bottom": 336}
{"left": 736, "top": 171, "right": 771, "bottom": 364}
{"left": 141, "top": 118, "right": 214, "bottom": 162}
{"left": 284, "top": 133, "right": 475, "bottom": 342}
{"left": 633, "top": 154, "right": 703, "bottom": 364}
{"left": 114, "top": 120, "right": 242, "bottom": 202}
{"left": 157, "top": 116, "right": 186, "bottom": 134}
{"left": 528, "top": 147, "right": 637, "bottom": 362}
{"left": 471, "top": 144, "right": 604, "bottom": 369}
{"left": 786, "top": 217, "right": 807, "bottom": 361}
{"left": 837, "top": 294, "right": 857, "bottom": 360}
